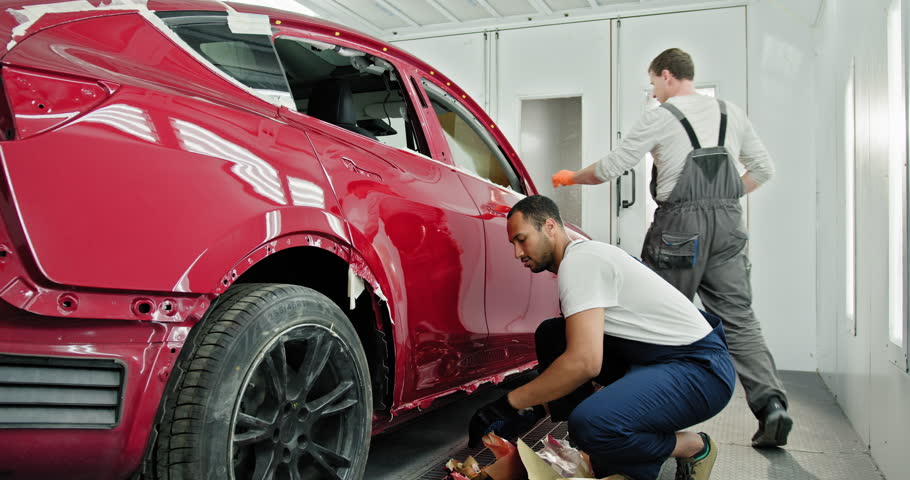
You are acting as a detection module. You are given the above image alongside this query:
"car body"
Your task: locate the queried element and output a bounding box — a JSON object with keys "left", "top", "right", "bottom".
{"left": 0, "top": 1, "right": 583, "bottom": 478}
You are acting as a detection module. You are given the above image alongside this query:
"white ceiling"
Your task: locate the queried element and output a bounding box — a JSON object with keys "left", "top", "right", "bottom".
{"left": 262, "top": 0, "right": 743, "bottom": 39}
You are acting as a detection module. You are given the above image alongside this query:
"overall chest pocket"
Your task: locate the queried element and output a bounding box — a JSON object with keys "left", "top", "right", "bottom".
{"left": 655, "top": 232, "right": 699, "bottom": 269}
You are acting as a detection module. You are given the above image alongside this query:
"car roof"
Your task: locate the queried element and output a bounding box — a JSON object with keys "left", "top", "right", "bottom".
{"left": 0, "top": 0, "right": 525, "bottom": 185}
{"left": 0, "top": 0, "right": 437, "bottom": 75}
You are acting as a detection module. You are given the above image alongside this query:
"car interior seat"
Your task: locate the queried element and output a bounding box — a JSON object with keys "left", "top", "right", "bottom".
{"left": 307, "top": 78, "right": 377, "bottom": 140}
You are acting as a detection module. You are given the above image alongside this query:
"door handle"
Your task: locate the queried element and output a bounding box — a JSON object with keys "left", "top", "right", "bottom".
{"left": 341, "top": 156, "right": 382, "bottom": 181}
{"left": 616, "top": 169, "right": 636, "bottom": 210}
{"left": 483, "top": 204, "right": 510, "bottom": 217}
{"left": 624, "top": 169, "right": 636, "bottom": 208}
{"left": 341, "top": 156, "right": 357, "bottom": 170}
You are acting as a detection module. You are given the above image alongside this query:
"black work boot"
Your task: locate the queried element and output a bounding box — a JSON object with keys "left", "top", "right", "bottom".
{"left": 752, "top": 397, "right": 793, "bottom": 447}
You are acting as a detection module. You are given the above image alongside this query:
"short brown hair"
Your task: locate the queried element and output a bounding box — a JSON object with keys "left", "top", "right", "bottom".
{"left": 648, "top": 48, "right": 694, "bottom": 80}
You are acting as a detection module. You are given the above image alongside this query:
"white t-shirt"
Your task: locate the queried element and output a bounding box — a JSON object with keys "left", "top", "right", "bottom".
{"left": 558, "top": 240, "right": 711, "bottom": 346}
{"left": 594, "top": 94, "right": 775, "bottom": 201}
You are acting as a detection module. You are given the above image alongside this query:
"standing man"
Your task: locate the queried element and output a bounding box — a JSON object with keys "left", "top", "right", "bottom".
{"left": 551, "top": 47, "right": 790, "bottom": 447}
{"left": 469, "top": 195, "right": 735, "bottom": 480}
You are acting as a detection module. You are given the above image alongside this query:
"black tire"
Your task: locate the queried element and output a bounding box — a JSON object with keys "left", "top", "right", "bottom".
{"left": 154, "top": 283, "right": 372, "bottom": 480}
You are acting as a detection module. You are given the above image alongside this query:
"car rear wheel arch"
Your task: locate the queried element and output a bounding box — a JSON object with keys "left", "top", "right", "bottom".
{"left": 151, "top": 283, "right": 374, "bottom": 480}
{"left": 231, "top": 245, "right": 394, "bottom": 411}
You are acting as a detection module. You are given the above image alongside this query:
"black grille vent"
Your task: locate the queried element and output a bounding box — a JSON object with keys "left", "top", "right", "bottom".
{"left": 0, "top": 354, "right": 124, "bottom": 428}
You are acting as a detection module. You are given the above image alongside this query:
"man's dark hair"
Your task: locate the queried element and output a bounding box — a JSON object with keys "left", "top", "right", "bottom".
{"left": 508, "top": 195, "right": 563, "bottom": 230}
{"left": 648, "top": 48, "right": 694, "bottom": 80}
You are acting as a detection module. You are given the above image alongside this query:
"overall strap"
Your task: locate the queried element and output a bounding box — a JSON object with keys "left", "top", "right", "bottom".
{"left": 717, "top": 99, "right": 728, "bottom": 147}
{"left": 661, "top": 102, "right": 700, "bottom": 149}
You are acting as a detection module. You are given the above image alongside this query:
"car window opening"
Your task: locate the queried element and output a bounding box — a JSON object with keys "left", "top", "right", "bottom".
{"left": 157, "top": 14, "right": 295, "bottom": 108}
{"left": 274, "top": 37, "right": 429, "bottom": 156}
{"left": 421, "top": 79, "right": 522, "bottom": 192}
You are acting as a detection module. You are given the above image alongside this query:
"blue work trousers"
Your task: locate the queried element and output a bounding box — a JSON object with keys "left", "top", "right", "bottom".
{"left": 534, "top": 313, "right": 735, "bottom": 480}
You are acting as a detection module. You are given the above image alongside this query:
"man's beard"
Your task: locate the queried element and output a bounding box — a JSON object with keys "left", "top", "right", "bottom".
{"left": 529, "top": 236, "right": 554, "bottom": 273}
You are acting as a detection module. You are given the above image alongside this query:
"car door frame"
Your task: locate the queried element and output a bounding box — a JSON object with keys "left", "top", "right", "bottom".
{"left": 414, "top": 73, "right": 556, "bottom": 367}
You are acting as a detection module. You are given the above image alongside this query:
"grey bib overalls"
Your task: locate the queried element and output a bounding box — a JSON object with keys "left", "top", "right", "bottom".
{"left": 641, "top": 99, "right": 787, "bottom": 417}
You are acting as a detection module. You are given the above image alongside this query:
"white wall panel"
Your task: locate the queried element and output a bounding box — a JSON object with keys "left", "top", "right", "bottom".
{"left": 808, "top": 0, "right": 910, "bottom": 477}
{"left": 745, "top": 2, "right": 818, "bottom": 372}
{"left": 393, "top": 33, "right": 487, "bottom": 105}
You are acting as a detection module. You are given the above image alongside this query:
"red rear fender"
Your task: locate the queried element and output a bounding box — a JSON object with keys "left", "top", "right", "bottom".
{"left": 0, "top": 12, "right": 354, "bottom": 322}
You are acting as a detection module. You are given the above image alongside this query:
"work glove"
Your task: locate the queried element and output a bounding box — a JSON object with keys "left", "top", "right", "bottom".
{"left": 552, "top": 170, "right": 576, "bottom": 188}
{"left": 468, "top": 394, "right": 545, "bottom": 447}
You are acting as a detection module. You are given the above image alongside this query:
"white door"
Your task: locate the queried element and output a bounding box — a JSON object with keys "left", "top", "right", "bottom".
{"left": 613, "top": 7, "right": 748, "bottom": 255}
{"left": 496, "top": 21, "right": 614, "bottom": 242}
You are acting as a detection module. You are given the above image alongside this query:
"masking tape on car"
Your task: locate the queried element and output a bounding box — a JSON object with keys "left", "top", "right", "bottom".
{"left": 6, "top": 0, "right": 150, "bottom": 51}
{"left": 5, "top": 1, "right": 291, "bottom": 109}
{"left": 142, "top": 7, "right": 294, "bottom": 109}
{"left": 227, "top": 12, "right": 272, "bottom": 36}
{"left": 348, "top": 266, "right": 366, "bottom": 310}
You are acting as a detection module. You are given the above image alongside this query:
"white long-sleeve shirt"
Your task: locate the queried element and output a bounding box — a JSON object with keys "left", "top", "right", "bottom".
{"left": 594, "top": 94, "right": 775, "bottom": 201}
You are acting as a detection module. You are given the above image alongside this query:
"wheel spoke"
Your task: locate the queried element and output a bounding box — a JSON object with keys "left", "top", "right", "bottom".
{"left": 311, "top": 446, "right": 346, "bottom": 480}
{"left": 234, "top": 428, "right": 272, "bottom": 447}
{"left": 250, "top": 446, "right": 279, "bottom": 480}
{"left": 263, "top": 340, "right": 288, "bottom": 401}
{"left": 237, "top": 412, "right": 272, "bottom": 430}
{"left": 234, "top": 413, "right": 273, "bottom": 447}
{"left": 313, "top": 442, "right": 352, "bottom": 469}
{"left": 290, "top": 332, "right": 332, "bottom": 399}
{"left": 288, "top": 465, "right": 303, "bottom": 480}
{"left": 320, "top": 397, "right": 357, "bottom": 417}
{"left": 307, "top": 380, "right": 353, "bottom": 414}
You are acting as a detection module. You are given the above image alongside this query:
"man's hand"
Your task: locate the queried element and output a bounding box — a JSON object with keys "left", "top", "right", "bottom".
{"left": 468, "top": 394, "right": 544, "bottom": 447}
{"left": 469, "top": 394, "right": 519, "bottom": 447}
{"left": 552, "top": 170, "right": 576, "bottom": 188}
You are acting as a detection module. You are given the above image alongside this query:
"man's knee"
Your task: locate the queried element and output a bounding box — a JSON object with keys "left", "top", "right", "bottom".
{"left": 567, "top": 409, "right": 595, "bottom": 450}
{"left": 567, "top": 404, "right": 628, "bottom": 453}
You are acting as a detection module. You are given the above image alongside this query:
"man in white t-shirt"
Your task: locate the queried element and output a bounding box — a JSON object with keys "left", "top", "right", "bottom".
{"left": 552, "top": 48, "right": 791, "bottom": 448}
{"left": 468, "top": 195, "right": 735, "bottom": 480}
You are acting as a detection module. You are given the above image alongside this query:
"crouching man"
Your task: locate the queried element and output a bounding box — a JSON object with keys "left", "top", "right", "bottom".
{"left": 468, "top": 195, "right": 736, "bottom": 480}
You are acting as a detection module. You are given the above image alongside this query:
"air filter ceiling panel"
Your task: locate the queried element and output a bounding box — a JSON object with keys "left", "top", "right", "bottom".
{"left": 387, "top": 0, "right": 452, "bottom": 25}
{"left": 445, "top": 0, "right": 499, "bottom": 22}
{"left": 488, "top": 0, "right": 537, "bottom": 17}
{"left": 544, "top": 0, "right": 591, "bottom": 11}
{"left": 335, "top": 0, "right": 412, "bottom": 29}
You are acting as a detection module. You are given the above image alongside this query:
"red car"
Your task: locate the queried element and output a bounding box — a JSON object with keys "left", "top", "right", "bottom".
{"left": 0, "top": 1, "right": 586, "bottom": 479}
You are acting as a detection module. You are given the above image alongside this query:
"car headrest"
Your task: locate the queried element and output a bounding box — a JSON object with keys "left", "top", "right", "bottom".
{"left": 307, "top": 78, "right": 357, "bottom": 127}
{"left": 363, "top": 101, "right": 408, "bottom": 119}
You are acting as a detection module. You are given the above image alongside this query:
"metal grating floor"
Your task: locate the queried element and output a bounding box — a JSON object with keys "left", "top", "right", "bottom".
{"left": 365, "top": 371, "right": 885, "bottom": 479}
